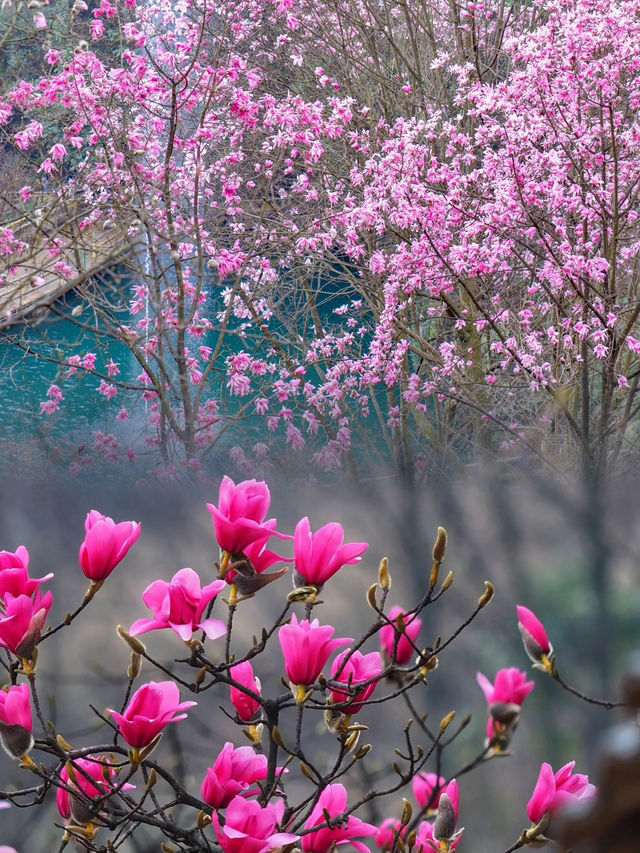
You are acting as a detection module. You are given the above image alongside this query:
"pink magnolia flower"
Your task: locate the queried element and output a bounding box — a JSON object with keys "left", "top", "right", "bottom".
{"left": 476, "top": 666, "right": 534, "bottom": 747}
{"left": 301, "top": 783, "right": 377, "bottom": 853}
{"left": 79, "top": 510, "right": 141, "bottom": 581}
{"left": 293, "top": 517, "right": 368, "bottom": 588}
{"left": 0, "top": 684, "right": 31, "bottom": 731}
{"left": 477, "top": 668, "right": 534, "bottom": 707}
{"left": 527, "top": 762, "right": 596, "bottom": 824}
{"left": 0, "top": 591, "right": 53, "bottom": 659}
{"left": 279, "top": 614, "right": 352, "bottom": 692}
{"left": 477, "top": 667, "right": 534, "bottom": 739}
{"left": 0, "top": 684, "right": 33, "bottom": 760}
{"left": 212, "top": 796, "right": 299, "bottom": 853}
{"left": 380, "top": 606, "right": 422, "bottom": 665}
{"left": 0, "top": 546, "right": 53, "bottom": 600}
{"left": 56, "top": 754, "right": 133, "bottom": 824}
{"left": 107, "top": 681, "right": 196, "bottom": 749}
{"left": 412, "top": 772, "right": 447, "bottom": 812}
{"left": 329, "top": 649, "right": 383, "bottom": 715}
{"left": 129, "top": 568, "right": 226, "bottom": 641}
{"left": 229, "top": 661, "right": 261, "bottom": 721}
{"left": 201, "top": 742, "right": 268, "bottom": 809}
{"left": 374, "top": 818, "right": 405, "bottom": 851}
{"left": 517, "top": 605, "right": 553, "bottom": 667}
{"left": 207, "top": 477, "right": 283, "bottom": 556}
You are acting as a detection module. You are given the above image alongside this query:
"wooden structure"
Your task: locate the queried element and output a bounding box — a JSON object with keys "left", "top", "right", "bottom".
{"left": 555, "top": 653, "right": 640, "bottom": 853}
{"left": 0, "top": 196, "right": 136, "bottom": 327}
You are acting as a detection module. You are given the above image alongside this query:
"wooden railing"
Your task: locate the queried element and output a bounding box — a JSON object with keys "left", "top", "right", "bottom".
{"left": 0, "top": 194, "right": 137, "bottom": 327}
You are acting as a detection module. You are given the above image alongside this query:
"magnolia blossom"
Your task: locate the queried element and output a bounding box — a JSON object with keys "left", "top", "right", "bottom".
{"left": 212, "top": 796, "right": 299, "bottom": 853}
{"left": 293, "top": 517, "right": 368, "bottom": 588}
{"left": 0, "top": 684, "right": 33, "bottom": 760}
{"left": 107, "top": 681, "right": 196, "bottom": 749}
{"left": 379, "top": 606, "right": 422, "bottom": 665}
{"left": 527, "top": 762, "right": 596, "bottom": 824}
{"left": 517, "top": 605, "right": 553, "bottom": 667}
{"left": 129, "top": 568, "right": 226, "bottom": 641}
{"left": 229, "top": 661, "right": 261, "bottom": 721}
{"left": 374, "top": 818, "right": 405, "bottom": 851}
{"left": 0, "top": 546, "right": 53, "bottom": 600}
{"left": 201, "top": 742, "right": 268, "bottom": 809}
{"left": 78, "top": 510, "right": 141, "bottom": 581}
{"left": 301, "top": 784, "right": 377, "bottom": 853}
{"left": 207, "top": 477, "right": 282, "bottom": 556}
{"left": 0, "top": 591, "right": 53, "bottom": 659}
{"left": 56, "top": 755, "right": 133, "bottom": 824}
{"left": 329, "top": 649, "right": 383, "bottom": 714}
{"left": 279, "top": 614, "right": 352, "bottom": 692}
{"left": 412, "top": 772, "right": 447, "bottom": 812}
{"left": 477, "top": 667, "right": 534, "bottom": 739}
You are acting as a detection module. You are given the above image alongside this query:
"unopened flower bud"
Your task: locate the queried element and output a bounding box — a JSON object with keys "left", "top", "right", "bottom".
{"left": 0, "top": 723, "right": 33, "bottom": 760}
{"left": 433, "top": 793, "right": 456, "bottom": 842}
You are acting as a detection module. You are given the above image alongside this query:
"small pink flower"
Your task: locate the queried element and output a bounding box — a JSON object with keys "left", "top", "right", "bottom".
{"left": 527, "top": 762, "right": 596, "bottom": 824}
{"left": 79, "top": 510, "right": 141, "bottom": 581}
{"left": 380, "top": 606, "right": 422, "bottom": 665}
{"left": 477, "top": 667, "right": 534, "bottom": 739}
{"left": 229, "top": 661, "right": 261, "bottom": 721}
{"left": 517, "top": 605, "right": 553, "bottom": 666}
{"left": 0, "top": 546, "right": 53, "bottom": 600}
{"left": 107, "top": 681, "right": 195, "bottom": 749}
{"left": 375, "top": 818, "right": 405, "bottom": 851}
{"left": 293, "top": 517, "right": 368, "bottom": 588}
{"left": 56, "top": 755, "right": 133, "bottom": 823}
{"left": 0, "top": 684, "right": 33, "bottom": 760}
{"left": 412, "top": 772, "right": 447, "bottom": 812}
{"left": 129, "top": 568, "right": 226, "bottom": 641}
{"left": 207, "top": 477, "right": 284, "bottom": 556}
{"left": 212, "top": 796, "right": 299, "bottom": 853}
{"left": 279, "top": 614, "right": 352, "bottom": 690}
{"left": 201, "top": 742, "right": 268, "bottom": 809}
{"left": 329, "top": 649, "right": 383, "bottom": 714}
{"left": 301, "top": 784, "right": 377, "bottom": 853}
{"left": 0, "top": 591, "right": 52, "bottom": 659}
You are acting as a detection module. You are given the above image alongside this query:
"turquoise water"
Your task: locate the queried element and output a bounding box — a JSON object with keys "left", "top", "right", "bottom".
{"left": 0, "top": 285, "right": 136, "bottom": 443}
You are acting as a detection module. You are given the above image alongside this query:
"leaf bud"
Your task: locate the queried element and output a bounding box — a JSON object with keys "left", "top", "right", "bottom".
{"left": 366, "top": 583, "right": 379, "bottom": 610}
{"left": 127, "top": 651, "right": 141, "bottom": 679}
{"left": 145, "top": 768, "right": 157, "bottom": 790}
{"left": 354, "top": 743, "right": 371, "bottom": 759}
{"left": 117, "top": 625, "right": 146, "bottom": 654}
{"left": 432, "top": 527, "right": 447, "bottom": 563}
{"left": 400, "top": 798, "right": 413, "bottom": 826}
{"left": 197, "top": 810, "right": 212, "bottom": 829}
{"left": 300, "top": 761, "right": 314, "bottom": 780}
{"left": 440, "top": 571, "right": 454, "bottom": 591}
{"left": 56, "top": 734, "right": 72, "bottom": 752}
{"left": 271, "top": 726, "right": 285, "bottom": 748}
{"left": 377, "top": 557, "right": 391, "bottom": 590}
{"left": 439, "top": 710, "right": 456, "bottom": 730}
{"left": 478, "top": 581, "right": 494, "bottom": 608}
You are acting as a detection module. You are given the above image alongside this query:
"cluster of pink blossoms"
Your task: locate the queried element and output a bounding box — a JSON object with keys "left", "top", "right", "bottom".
{"left": 0, "top": 477, "right": 600, "bottom": 850}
